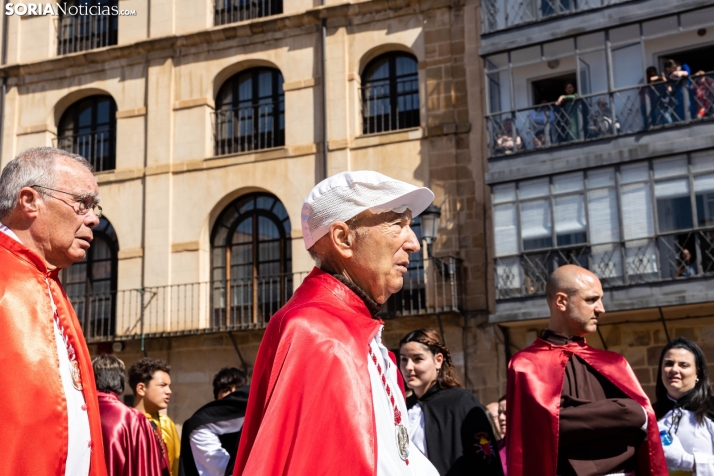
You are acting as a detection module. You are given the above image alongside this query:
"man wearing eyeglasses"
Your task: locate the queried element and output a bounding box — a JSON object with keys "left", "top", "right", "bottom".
{"left": 0, "top": 147, "right": 108, "bottom": 476}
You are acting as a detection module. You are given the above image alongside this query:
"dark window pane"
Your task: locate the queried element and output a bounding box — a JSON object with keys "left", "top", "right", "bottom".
{"left": 657, "top": 196, "right": 693, "bottom": 232}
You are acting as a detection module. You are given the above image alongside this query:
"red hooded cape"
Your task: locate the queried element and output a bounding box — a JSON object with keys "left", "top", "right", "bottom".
{"left": 97, "top": 392, "right": 168, "bottom": 476}
{"left": 233, "top": 268, "right": 385, "bottom": 476}
{"left": 0, "top": 232, "right": 107, "bottom": 476}
{"left": 506, "top": 337, "right": 667, "bottom": 476}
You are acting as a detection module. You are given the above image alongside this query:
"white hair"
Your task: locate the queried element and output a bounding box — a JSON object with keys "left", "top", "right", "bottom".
{"left": 0, "top": 147, "right": 92, "bottom": 220}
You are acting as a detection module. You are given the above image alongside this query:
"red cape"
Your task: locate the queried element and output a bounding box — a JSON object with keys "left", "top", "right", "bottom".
{"left": 506, "top": 337, "right": 667, "bottom": 476}
{"left": 0, "top": 232, "right": 107, "bottom": 475}
{"left": 233, "top": 268, "right": 384, "bottom": 476}
{"left": 97, "top": 392, "right": 167, "bottom": 476}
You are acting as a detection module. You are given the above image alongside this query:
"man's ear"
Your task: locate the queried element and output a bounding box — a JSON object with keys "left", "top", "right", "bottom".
{"left": 17, "top": 188, "right": 40, "bottom": 218}
{"left": 329, "top": 222, "right": 354, "bottom": 259}
{"left": 554, "top": 292, "right": 569, "bottom": 312}
{"left": 136, "top": 382, "right": 146, "bottom": 397}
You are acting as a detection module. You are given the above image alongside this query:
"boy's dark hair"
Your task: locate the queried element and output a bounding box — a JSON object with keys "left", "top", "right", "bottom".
{"left": 212, "top": 367, "right": 247, "bottom": 400}
{"left": 92, "top": 355, "right": 126, "bottom": 395}
{"left": 127, "top": 357, "right": 171, "bottom": 394}
{"left": 498, "top": 394, "right": 507, "bottom": 404}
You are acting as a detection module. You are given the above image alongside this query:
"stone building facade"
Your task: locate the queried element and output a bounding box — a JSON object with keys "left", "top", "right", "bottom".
{"left": 0, "top": 0, "right": 502, "bottom": 427}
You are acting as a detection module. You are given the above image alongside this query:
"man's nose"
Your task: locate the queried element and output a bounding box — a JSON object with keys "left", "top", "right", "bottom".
{"left": 595, "top": 299, "right": 605, "bottom": 315}
{"left": 84, "top": 209, "right": 100, "bottom": 228}
{"left": 404, "top": 227, "right": 421, "bottom": 253}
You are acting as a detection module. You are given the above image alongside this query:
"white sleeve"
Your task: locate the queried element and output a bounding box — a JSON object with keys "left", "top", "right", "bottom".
{"left": 189, "top": 417, "right": 245, "bottom": 476}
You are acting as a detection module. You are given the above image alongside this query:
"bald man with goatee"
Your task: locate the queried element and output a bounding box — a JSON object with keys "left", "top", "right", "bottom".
{"left": 506, "top": 265, "right": 667, "bottom": 476}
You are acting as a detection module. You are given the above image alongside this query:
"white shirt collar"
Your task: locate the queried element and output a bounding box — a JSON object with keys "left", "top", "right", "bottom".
{"left": 0, "top": 224, "right": 22, "bottom": 243}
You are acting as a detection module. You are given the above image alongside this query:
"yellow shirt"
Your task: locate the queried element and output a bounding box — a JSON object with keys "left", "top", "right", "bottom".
{"left": 145, "top": 412, "right": 180, "bottom": 476}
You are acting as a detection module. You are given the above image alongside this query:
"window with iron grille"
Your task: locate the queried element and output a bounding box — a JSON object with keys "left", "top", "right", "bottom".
{"left": 361, "top": 53, "right": 420, "bottom": 135}
{"left": 214, "top": 0, "right": 283, "bottom": 26}
{"left": 57, "top": 0, "right": 118, "bottom": 55}
{"left": 60, "top": 217, "right": 118, "bottom": 340}
{"left": 211, "top": 193, "right": 292, "bottom": 327}
{"left": 492, "top": 153, "right": 714, "bottom": 299}
{"left": 57, "top": 95, "right": 117, "bottom": 172}
{"left": 214, "top": 68, "right": 285, "bottom": 156}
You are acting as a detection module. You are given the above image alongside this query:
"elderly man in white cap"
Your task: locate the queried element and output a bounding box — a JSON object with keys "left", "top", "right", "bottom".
{"left": 233, "top": 171, "right": 438, "bottom": 476}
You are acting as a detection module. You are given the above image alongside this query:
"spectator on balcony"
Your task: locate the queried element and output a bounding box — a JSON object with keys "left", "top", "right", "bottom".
{"left": 93, "top": 355, "right": 167, "bottom": 476}
{"left": 676, "top": 248, "right": 697, "bottom": 278}
{"left": 587, "top": 97, "right": 619, "bottom": 138}
{"left": 691, "top": 70, "right": 714, "bottom": 119}
{"left": 528, "top": 100, "right": 553, "bottom": 144}
{"left": 642, "top": 66, "right": 670, "bottom": 127}
{"left": 234, "top": 171, "right": 440, "bottom": 476}
{"left": 533, "top": 129, "right": 547, "bottom": 148}
{"left": 129, "top": 358, "right": 180, "bottom": 476}
{"left": 653, "top": 337, "right": 714, "bottom": 474}
{"left": 0, "top": 147, "right": 107, "bottom": 476}
{"left": 664, "top": 59, "right": 691, "bottom": 123}
{"left": 400, "top": 328, "right": 503, "bottom": 476}
{"left": 494, "top": 118, "right": 524, "bottom": 154}
{"left": 506, "top": 265, "right": 667, "bottom": 476}
{"left": 179, "top": 367, "right": 249, "bottom": 476}
{"left": 555, "top": 82, "right": 583, "bottom": 143}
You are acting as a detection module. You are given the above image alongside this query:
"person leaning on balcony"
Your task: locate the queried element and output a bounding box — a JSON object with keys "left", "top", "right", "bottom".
{"left": 654, "top": 337, "right": 714, "bottom": 475}
{"left": 233, "top": 171, "right": 440, "bottom": 476}
{"left": 0, "top": 147, "right": 107, "bottom": 476}
{"left": 506, "top": 265, "right": 668, "bottom": 476}
{"left": 93, "top": 355, "right": 168, "bottom": 476}
{"left": 400, "top": 328, "right": 503, "bottom": 476}
{"left": 129, "top": 357, "right": 179, "bottom": 476}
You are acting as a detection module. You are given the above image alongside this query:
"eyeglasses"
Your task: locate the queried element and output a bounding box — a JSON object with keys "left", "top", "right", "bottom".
{"left": 667, "top": 406, "right": 683, "bottom": 438}
{"left": 30, "top": 185, "right": 103, "bottom": 218}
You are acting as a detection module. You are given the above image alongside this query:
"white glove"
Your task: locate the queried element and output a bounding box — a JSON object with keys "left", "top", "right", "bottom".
{"left": 663, "top": 433, "right": 695, "bottom": 471}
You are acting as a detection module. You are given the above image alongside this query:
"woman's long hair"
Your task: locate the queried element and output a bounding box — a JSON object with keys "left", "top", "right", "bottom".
{"left": 399, "top": 328, "right": 460, "bottom": 390}
{"left": 654, "top": 337, "right": 714, "bottom": 424}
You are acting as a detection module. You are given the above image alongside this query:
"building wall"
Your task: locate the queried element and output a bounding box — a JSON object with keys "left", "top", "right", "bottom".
{"left": 1, "top": 0, "right": 504, "bottom": 424}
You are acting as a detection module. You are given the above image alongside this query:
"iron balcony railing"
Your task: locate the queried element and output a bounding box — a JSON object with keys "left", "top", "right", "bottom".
{"left": 57, "top": 1, "right": 118, "bottom": 55}
{"left": 480, "top": 0, "right": 632, "bottom": 34}
{"left": 487, "top": 71, "right": 714, "bottom": 159}
{"left": 71, "top": 258, "right": 462, "bottom": 342}
{"left": 214, "top": 102, "right": 285, "bottom": 156}
{"left": 214, "top": 0, "right": 283, "bottom": 26}
{"left": 56, "top": 130, "right": 116, "bottom": 172}
{"left": 361, "top": 77, "right": 420, "bottom": 135}
{"left": 495, "top": 227, "right": 714, "bottom": 299}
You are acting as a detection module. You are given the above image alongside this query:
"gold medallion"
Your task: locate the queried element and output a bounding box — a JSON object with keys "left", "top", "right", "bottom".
{"left": 395, "top": 423, "right": 410, "bottom": 461}
{"left": 69, "top": 360, "right": 83, "bottom": 391}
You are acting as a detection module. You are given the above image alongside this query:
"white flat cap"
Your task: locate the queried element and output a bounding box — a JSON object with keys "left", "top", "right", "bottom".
{"left": 301, "top": 170, "right": 434, "bottom": 250}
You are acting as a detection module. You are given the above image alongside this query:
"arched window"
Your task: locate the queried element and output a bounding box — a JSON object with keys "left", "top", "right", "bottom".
{"left": 57, "top": 0, "right": 119, "bottom": 55}
{"left": 61, "top": 217, "right": 118, "bottom": 340}
{"left": 214, "top": 0, "right": 283, "bottom": 26}
{"left": 211, "top": 193, "right": 292, "bottom": 327}
{"left": 214, "top": 68, "right": 285, "bottom": 156}
{"left": 361, "top": 52, "right": 419, "bottom": 134}
{"left": 58, "top": 95, "right": 117, "bottom": 172}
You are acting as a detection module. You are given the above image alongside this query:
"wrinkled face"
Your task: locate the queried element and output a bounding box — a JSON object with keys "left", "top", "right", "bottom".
{"left": 565, "top": 83, "right": 575, "bottom": 95}
{"left": 558, "top": 273, "right": 605, "bottom": 336}
{"left": 399, "top": 342, "right": 443, "bottom": 399}
{"left": 662, "top": 348, "right": 698, "bottom": 400}
{"left": 140, "top": 370, "right": 172, "bottom": 412}
{"left": 34, "top": 158, "right": 100, "bottom": 268}
{"left": 348, "top": 210, "right": 420, "bottom": 304}
{"left": 498, "top": 400, "right": 507, "bottom": 436}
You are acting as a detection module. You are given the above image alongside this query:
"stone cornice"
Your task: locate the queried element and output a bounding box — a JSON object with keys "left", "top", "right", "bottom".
{"left": 0, "top": 0, "right": 460, "bottom": 80}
